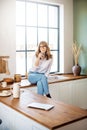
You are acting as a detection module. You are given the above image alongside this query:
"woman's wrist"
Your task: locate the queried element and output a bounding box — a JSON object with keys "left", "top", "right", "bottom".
{"left": 35, "top": 57, "right": 40, "bottom": 66}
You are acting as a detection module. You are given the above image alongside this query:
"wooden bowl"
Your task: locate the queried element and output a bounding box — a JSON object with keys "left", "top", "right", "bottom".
{"left": 3, "top": 78, "right": 14, "bottom": 84}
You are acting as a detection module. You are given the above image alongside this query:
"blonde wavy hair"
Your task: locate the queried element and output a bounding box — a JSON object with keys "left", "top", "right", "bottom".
{"left": 35, "top": 41, "right": 52, "bottom": 60}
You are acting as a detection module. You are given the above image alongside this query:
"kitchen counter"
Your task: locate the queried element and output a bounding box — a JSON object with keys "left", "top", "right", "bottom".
{"left": 0, "top": 89, "right": 87, "bottom": 130}
{"left": 0, "top": 74, "right": 87, "bottom": 91}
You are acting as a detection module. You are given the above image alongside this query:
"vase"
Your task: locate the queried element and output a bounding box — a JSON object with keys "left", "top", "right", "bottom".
{"left": 72, "top": 64, "right": 81, "bottom": 76}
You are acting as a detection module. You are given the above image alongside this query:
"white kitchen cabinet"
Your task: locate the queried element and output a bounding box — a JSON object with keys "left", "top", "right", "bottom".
{"left": 49, "top": 82, "right": 73, "bottom": 104}
{"left": 27, "top": 78, "right": 87, "bottom": 109}
{"left": 0, "top": 103, "right": 49, "bottom": 130}
{"left": 0, "top": 102, "right": 87, "bottom": 130}
{"left": 55, "top": 119, "right": 87, "bottom": 130}
{"left": 71, "top": 79, "right": 87, "bottom": 108}
{"left": 49, "top": 78, "right": 87, "bottom": 109}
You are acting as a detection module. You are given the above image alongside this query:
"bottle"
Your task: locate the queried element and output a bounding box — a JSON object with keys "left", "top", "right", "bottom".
{"left": 13, "top": 84, "right": 20, "bottom": 98}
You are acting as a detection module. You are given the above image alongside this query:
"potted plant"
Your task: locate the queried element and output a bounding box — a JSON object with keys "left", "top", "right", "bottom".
{"left": 72, "top": 41, "right": 81, "bottom": 76}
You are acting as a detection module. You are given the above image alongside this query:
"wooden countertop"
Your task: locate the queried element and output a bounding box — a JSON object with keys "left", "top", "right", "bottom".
{"left": 0, "top": 74, "right": 87, "bottom": 91}
{"left": 0, "top": 90, "right": 87, "bottom": 129}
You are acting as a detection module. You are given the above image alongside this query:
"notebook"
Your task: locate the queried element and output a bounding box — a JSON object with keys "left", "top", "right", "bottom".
{"left": 19, "top": 79, "right": 31, "bottom": 87}
{"left": 27, "top": 102, "right": 54, "bottom": 111}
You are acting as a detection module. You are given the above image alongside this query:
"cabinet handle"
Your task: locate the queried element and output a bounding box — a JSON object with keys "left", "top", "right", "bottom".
{"left": 0, "top": 119, "right": 2, "bottom": 124}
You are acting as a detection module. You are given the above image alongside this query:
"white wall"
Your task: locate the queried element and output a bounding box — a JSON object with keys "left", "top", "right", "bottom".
{"left": 0, "top": 0, "right": 73, "bottom": 79}
{"left": 0, "top": 0, "right": 16, "bottom": 79}
{"left": 63, "top": 0, "right": 73, "bottom": 73}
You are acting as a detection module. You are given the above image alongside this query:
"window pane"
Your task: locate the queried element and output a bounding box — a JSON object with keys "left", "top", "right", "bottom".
{"left": 26, "top": 2, "right": 37, "bottom": 26}
{"left": 16, "top": 52, "right": 26, "bottom": 75}
{"left": 16, "top": 1, "right": 60, "bottom": 74}
{"left": 49, "top": 6, "right": 58, "bottom": 28}
{"left": 16, "top": 1, "right": 25, "bottom": 25}
{"left": 38, "top": 4, "right": 47, "bottom": 27}
{"left": 27, "top": 27, "right": 37, "bottom": 50}
{"left": 38, "top": 28, "right": 47, "bottom": 43}
{"left": 51, "top": 51, "right": 59, "bottom": 72}
{"left": 27, "top": 52, "right": 35, "bottom": 73}
{"left": 49, "top": 29, "right": 58, "bottom": 50}
{"left": 16, "top": 27, "right": 25, "bottom": 50}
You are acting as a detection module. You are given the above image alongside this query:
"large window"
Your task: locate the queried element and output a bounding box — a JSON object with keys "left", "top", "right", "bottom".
{"left": 16, "top": 0, "right": 60, "bottom": 75}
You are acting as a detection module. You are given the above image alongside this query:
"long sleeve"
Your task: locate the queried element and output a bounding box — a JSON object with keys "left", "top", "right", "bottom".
{"left": 45, "top": 58, "right": 53, "bottom": 77}
{"left": 29, "top": 55, "right": 53, "bottom": 75}
{"left": 29, "top": 55, "right": 40, "bottom": 72}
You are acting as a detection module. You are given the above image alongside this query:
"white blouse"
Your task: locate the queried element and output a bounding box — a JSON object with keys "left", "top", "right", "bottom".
{"left": 29, "top": 55, "right": 53, "bottom": 77}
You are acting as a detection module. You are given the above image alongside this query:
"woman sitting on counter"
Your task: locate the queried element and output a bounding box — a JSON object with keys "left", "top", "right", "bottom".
{"left": 28, "top": 41, "right": 53, "bottom": 98}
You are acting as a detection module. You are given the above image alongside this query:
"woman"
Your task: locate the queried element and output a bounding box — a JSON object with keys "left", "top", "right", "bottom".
{"left": 28, "top": 41, "right": 53, "bottom": 98}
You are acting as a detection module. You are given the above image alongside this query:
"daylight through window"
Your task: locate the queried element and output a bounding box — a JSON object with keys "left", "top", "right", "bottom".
{"left": 16, "top": 0, "right": 60, "bottom": 75}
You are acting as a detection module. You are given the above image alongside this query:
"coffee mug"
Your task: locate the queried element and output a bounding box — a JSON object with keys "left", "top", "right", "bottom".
{"left": 1, "top": 82, "right": 7, "bottom": 87}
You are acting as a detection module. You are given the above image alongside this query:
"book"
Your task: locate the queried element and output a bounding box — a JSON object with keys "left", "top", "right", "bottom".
{"left": 27, "top": 102, "right": 54, "bottom": 111}
{"left": 19, "top": 79, "right": 31, "bottom": 87}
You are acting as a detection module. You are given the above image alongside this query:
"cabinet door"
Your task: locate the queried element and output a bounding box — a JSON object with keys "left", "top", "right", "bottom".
{"left": 49, "top": 82, "right": 73, "bottom": 104}
{"left": 49, "top": 83, "right": 60, "bottom": 100}
{"left": 71, "top": 79, "right": 87, "bottom": 109}
{"left": 27, "top": 86, "right": 37, "bottom": 93}
{"left": 0, "top": 102, "right": 16, "bottom": 130}
{"left": 54, "top": 118, "right": 87, "bottom": 130}
{"left": 49, "top": 78, "right": 87, "bottom": 109}
{"left": 58, "top": 81, "right": 73, "bottom": 104}
{"left": 0, "top": 103, "right": 49, "bottom": 130}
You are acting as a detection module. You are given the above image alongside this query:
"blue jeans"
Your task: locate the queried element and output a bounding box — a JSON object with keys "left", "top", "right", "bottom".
{"left": 28, "top": 72, "right": 49, "bottom": 95}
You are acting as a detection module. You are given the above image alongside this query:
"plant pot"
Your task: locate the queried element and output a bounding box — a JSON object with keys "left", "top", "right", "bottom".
{"left": 72, "top": 65, "right": 81, "bottom": 76}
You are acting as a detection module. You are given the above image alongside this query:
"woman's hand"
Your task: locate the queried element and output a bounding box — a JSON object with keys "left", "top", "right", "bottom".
{"left": 38, "top": 53, "right": 45, "bottom": 60}
{"left": 34, "top": 53, "right": 41, "bottom": 66}
{"left": 34, "top": 53, "right": 45, "bottom": 67}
